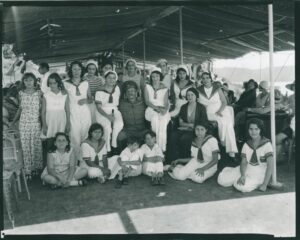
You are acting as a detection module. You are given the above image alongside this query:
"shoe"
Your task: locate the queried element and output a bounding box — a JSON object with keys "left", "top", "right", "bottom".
{"left": 115, "top": 179, "right": 122, "bottom": 189}
{"left": 97, "top": 177, "right": 106, "bottom": 184}
{"left": 163, "top": 165, "right": 171, "bottom": 171}
{"left": 50, "top": 184, "right": 59, "bottom": 190}
{"left": 79, "top": 179, "right": 88, "bottom": 186}
{"left": 151, "top": 178, "right": 156, "bottom": 186}
{"left": 122, "top": 177, "right": 129, "bottom": 185}
{"left": 159, "top": 177, "right": 165, "bottom": 185}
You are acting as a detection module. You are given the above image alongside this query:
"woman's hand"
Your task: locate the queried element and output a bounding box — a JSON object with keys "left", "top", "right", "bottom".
{"left": 78, "top": 99, "right": 87, "bottom": 105}
{"left": 107, "top": 114, "right": 115, "bottom": 123}
{"left": 258, "top": 183, "right": 267, "bottom": 192}
{"left": 195, "top": 168, "right": 205, "bottom": 177}
{"left": 237, "top": 176, "right": 246, "bottom": 185}
{"left": 215, "top": 110, "right": 223, "bottom": 117}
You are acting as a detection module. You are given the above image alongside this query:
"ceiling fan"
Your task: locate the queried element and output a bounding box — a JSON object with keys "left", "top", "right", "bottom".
{"left": 39, "top": 19, "right": 64, "bottom": 49}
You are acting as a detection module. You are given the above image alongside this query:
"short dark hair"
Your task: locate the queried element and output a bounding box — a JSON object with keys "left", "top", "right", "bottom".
{"left": 21, "top": 72, "right": 38, "bottom": 90}
{"left": 68, "top": 61, "right": 85, "bottom": 79}
{"left": 49, "top": 132, "right": 71, "bottom": 153}
{"left": 127, "top": 136, "right": 140, "bottom": 146}
{"left": 246, "top": 118, "right": 265, "bottom": 138}
{"left": 175, "top": 68, "right": 189, "bottom": 83}
{"left": 47, "top": 72, "right": 65, "bottom": 91}
{"left": 193, "top": 121, "right": 210, "bottom": 138}
{"left": 88, "top": 123, "right": 104, "bottom": 140}
{"left": 39, "top": 62, "right": 49, "bottom": 71}
{"left": 144, "top": 130, "right": 156, "bottom": 139}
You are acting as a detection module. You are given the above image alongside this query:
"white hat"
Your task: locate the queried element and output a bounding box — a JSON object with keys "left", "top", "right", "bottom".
{"left": 177, "top": 65, "right": 189, "bottom": 76}
{"left": 156, "top": 59, "right": 168, "bottom": 67}
{"left": 150, "top": 67, "right": 162, "bottom": 76}
{"left": 104, "top": 70, "right": 118, "bottom": 81}
{"left": 86, "top": 59, "right": 98, "bottom": 69}
{"left": 125, "top": 58, "right": 137, "bottom": 68}
{"left": 259, "top": 81, "right": 269, "bottom": 90}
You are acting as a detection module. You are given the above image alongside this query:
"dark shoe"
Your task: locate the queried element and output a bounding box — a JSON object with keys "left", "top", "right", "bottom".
{"left": 115, "top": 179, "right": 122, "bottom": 189}
{"left": 151, "top": 178, "right": 156, "bottom": 186}
{"left": 159, "top": 177, "right": 165, "bottom": 185}
{"left": 122, "top": 177, "right": 129, "bottom": 185}
{"left": 79, "top": 179, "right": 88, "bottom": 187}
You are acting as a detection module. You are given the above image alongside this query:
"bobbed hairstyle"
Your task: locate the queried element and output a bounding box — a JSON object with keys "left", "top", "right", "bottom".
{"left": 21, "top": 72, "right": 38, "bottom": 90}
{"left": 246, "top": 118, "right": 265, "bottom": 139}
{"left": 68, "top": 61, "right": 85, "bottom": 79}
{"left": 49, "top": 132, "right": 71, "bottom": 153}
{"left": 88, "top": 123, "right": 104, "bottom": 140}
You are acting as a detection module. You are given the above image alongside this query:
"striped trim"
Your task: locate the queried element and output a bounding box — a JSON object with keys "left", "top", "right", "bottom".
{"left": 197, "top": 85, "right": 219, "bottom": 100}
{"left": 122, "top": 160, "right": 141, "bottom": 166}
{"left": 191, "top": 135, "right": 213, "bottom": 149}
{"left": 246, "top": 137, "right": 271, "bottom": 150}
{"left": 241, "top": 153, "right": 247, "bottom": 159}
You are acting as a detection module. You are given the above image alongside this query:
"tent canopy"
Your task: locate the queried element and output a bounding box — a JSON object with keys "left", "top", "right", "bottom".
{"left": 2, "top": 0, "right": 294, "bottom": 64}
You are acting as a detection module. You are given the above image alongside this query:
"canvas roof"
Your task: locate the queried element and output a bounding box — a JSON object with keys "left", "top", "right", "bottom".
{"left": 2, "top": 0, "right": 294, "bottom": 64}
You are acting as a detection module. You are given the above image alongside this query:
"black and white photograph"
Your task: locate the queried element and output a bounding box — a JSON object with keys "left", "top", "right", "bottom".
{"left": 1, "top": 0, "right": 296, "bottom": 237}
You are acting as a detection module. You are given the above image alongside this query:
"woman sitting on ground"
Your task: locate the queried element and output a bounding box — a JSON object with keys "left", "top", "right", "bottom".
{"left": 168, "top": 122, "right": 220, "bottom": 183}
{"left": 81, "top": 123, "right": 119, "bottom": 183}
{"left": 41, "top": 132, "right": 88, "bottom": 189}
{"left": 218, "top": 118, "right": 283, "bottom": 192}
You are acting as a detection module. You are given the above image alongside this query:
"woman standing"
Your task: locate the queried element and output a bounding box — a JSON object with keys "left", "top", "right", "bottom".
{"left": 122, "top": 58, "right": 145, "bottom": 95}
{"left": 169, "top": 65, "right": 194, "bottom": 118}
{"left": 95, "top": 70, "right": 123, "bottom": 153}
{"left": 64, "top": 61, "right": 92, "bottom": 149}
{"left": 218, "top": 118, "right": 282, "bottom": 192}
{"left": 167, "top": 87, "right": 208, "bottom": 162}
{"left": 144, "top": 68, "right": 170, "bottom": 152}
{"left": 10, "top": 73, "right": 43, "bottom": 178}
{"left": 156, "top": 59, "right": 172, "bottom": 90}
{"left": 198, "top": 72, "right": 238, "bottom": 158}
{"left": 168, "top": 122, "right": 220, "bottom": 183}
{"left": 83, "top": 60, "right": 104, "bottom": 123}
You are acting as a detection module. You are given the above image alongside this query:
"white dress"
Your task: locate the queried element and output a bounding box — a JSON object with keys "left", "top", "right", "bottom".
{"left": 198, "top": 85, "right": 238, "bottom": 153}
{"left": 81, "top": 140, "right": 119, "bottom": 180}
{"left": 44, "top": 91, "right": 67, "bottom": 138}
{"left": 140, "top": 143, "right": 164, "bottom": 176}
{"left": 145, "top": 84, "right": 170, "bottom": 152}
{"left": 95, "top": 85, "right": 124, "bottom": 152}
{"left": 64, "top": 80, "right": 91, "bottom": 149}
{"left": 218, "top": 138, "right": 273, "bottom": 192}
{"left": 170, "top": 81, "right": 194, "bottom": 117}
{"left": 162, "top": 74, "right": 172, "bottom": 91}
{"left": 169, "top": 135, "right": 220, "bottom": 183}
{"left": 39, "top": 72, "right": 51, "bottom": 95}
{"left": 115, "top": 147, "right": 142, "bottom": 177}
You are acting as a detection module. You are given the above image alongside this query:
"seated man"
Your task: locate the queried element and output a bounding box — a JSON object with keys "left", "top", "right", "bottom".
{"left": 117, "top": 81, "right": 149, "bottom": 153}
{"left": 276, "top": 82, "right": 295, "bottom": 162}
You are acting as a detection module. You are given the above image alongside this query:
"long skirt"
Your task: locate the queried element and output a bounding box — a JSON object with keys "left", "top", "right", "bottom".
{"left": 217, "top": 163, "right": 267, "bottom": 192}
{"left": 169, "top": 158, "right": 217, "bottom": 183}
{"left": 145, "top": 107, "right": 170, "bottom": 152}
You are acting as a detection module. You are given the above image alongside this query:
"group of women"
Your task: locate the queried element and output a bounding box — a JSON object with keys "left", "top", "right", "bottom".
{"left": 3, "top": 57, "right": 284, "bottom": 193}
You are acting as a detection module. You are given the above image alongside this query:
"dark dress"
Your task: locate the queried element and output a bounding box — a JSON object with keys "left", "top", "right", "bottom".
{"left": 166, "top": 102, "right": 208, "bottom": 163}
{"left": 234, "top": 89, "right": 256, "bottom": 114}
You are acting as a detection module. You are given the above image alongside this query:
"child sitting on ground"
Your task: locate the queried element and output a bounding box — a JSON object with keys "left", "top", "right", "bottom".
{"left": 115, "top": 136, "right": 142, "bottom": 188}
{"left": 140, "top": 131, "right": 165, "bottom": 185}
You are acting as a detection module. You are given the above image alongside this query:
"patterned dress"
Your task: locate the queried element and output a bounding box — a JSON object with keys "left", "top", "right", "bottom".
{"left": 19, "top": 90, "right": 43, "bottom": 176}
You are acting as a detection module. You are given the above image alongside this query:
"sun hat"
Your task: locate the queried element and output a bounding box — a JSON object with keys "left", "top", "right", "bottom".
{"left": 86, "top": 59, "right": 98, "bottom": 69}
{"left": 176, "top": 65, "right": 189, "bottom": 76}
{"left": 259, "top": 81, "right": 269, "bottom": 90}
{"left": 104, "top": 70, "right": 118, "bottom": 81}
{"left": 286, "top": 81, "right": 295, "bottom": 91}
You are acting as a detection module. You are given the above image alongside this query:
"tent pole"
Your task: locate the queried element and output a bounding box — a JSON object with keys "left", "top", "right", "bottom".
{"left": 143, "top": 31, "right": 146, "bottom": 78}
{"left": 179, "top": 7, "right": 183, "bottom": 64}
{"left": 268, "top": 4, "right": 280, "bottom": 186}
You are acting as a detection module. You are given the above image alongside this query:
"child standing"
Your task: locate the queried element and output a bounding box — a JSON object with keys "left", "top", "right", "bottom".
{"left": 115, "top": 137, "right": 142, "bottom": 188}
{"left": 41, "top": 73, "right": 70, "bottom": 144}
{"left": 11, "top": 73, "right": 43, "bottom": 179}
{"left": 41, "top": 132, "right": 88, "bottom": 189}
{"left": 140, "top": 131, "right": 165, "bottom": 185}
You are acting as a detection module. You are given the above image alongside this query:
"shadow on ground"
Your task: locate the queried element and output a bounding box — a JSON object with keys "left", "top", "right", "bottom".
{"left": 3, "top": 160, "right": 295, "bottom": 231}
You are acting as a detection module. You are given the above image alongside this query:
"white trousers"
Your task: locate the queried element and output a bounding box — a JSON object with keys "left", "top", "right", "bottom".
{"left": 217, "top": 164, "right": 267, "bottom": 192}
{"left": 207, "top": 106, "right": 237, "bottom": 153}
{"left": 145, "top": 107, "right": 170, "bottom": 152}
{"left": 96, "top": 109, "right": 124, "bottom": 152}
